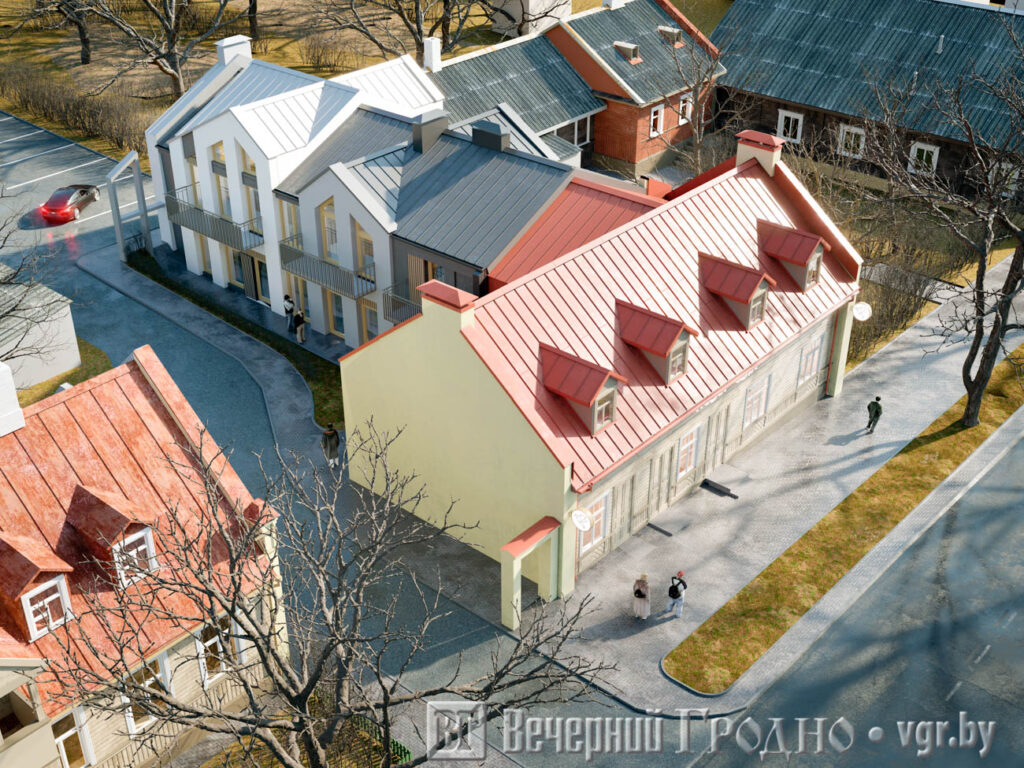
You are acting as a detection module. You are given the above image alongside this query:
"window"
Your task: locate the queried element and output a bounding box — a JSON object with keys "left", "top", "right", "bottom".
{"left": 649, "top": 104, "right": 665, "bottom": 138}
{"left": 743, "top": 376, "right": 771, "bottom": 427}
{"left": 577, "top": 493, "right": 608, "bottom": 555}
{"left": 594, "top": 390, "right": 616, "bottom": 430}
{"left": 329, "top": 292, "right": 345, "bottom": 339}
{"left": 749, "top": 287, "right": 768, "bottom": 325}
{"left": 776, "top": 110, "right": 803, "bottom": 143}
{"left": 838, "top": 124, "right": 865, "bottom": 159}
{"left": 798, "top": 333, "right": 826, "bottom": 385}
{"left": 990, "top": 161, "right": 1020, "bottom": 197}
{"left": 317, "top": 199, "right": 337, "bottom": 262}
{"left": 806, "top": 244, "right": 824, "bottom": 287}
{"left": 210, "top": 141, "right": 225, "bottom": 165}
{"left": 215, "top": 174, "right": 231, "bottom": 219}
{"left": 22, "top": 576, "right": 72, "bottom": 641}
{"left": 554, "top": 116, "right": 592, "bottom": 147}
{"left": 113, "top": 529, "right": 157, "bottom": 586}
{"left": 244, "top": 186, "right": 262, "bottom": 234}
{"left": 667, "top": 338, "right": 689, "bottom": 381}
{"left": 677, "top": 425, "right": 701, "bottom": 480}
{"left": 52, "top": 708, "right": 93, "bottom": 768}
{"left": 124, "top": 655, "right": 169, "bottom": 735}
{"left": 352, "top": 217, "right": 374, "bottom": 276}
{"left": 197, "top": 615, "right": 237, "bottom": 687}
{"left": 277, "top": 199, "right": 299, "bottom": 239}
{"left": 679, "top": 92, "right": 694, "bottom": 125}
{"left": 908, "top": 142, "right": 939, "bottom": 174}
{"left": 239, "top": 146, "right": 256, "bottom": 175}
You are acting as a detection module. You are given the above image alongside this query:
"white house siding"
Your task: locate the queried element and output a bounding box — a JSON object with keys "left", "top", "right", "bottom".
{"left": 572, "top": 311, "right": 839, "bottom": 575}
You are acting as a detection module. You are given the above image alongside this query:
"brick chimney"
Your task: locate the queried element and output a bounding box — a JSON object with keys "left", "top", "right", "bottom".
{"left": 0, "top": 361, "right": 25, "bottom": 438}
{"left": 216, "top": 35, "right": 252, "bottom": 66}
{"left": 736, "top": 130, "right": 786, "bottom": 176}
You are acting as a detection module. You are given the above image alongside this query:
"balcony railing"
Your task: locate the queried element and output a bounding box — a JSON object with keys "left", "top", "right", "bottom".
{"left": 382, "top": 282, "right": 422, "bottom": 324}
{"left": 279, "top": 233, "right": 375, "bottom": 299}
{"left": 166, "top": 184, "right": 264, "bottom": 251}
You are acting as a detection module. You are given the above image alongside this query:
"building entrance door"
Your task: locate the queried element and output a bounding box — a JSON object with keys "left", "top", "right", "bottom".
{"left": 704, "top": 406, "right": 730, "bottom": 475}
{"left": 235, "top": 251, "right": 259, "bottom": 301}
{"left": 630, "top": 461, "right": 651, "bottom": 533}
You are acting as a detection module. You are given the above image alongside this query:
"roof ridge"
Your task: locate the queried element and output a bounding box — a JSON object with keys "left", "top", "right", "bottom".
{"left": 437, "top": 30, "right": 544, "bottom": 67}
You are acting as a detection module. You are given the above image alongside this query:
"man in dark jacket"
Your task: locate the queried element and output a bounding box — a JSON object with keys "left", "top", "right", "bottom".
{"left": 665, "top": 571, "right": 687, "bottom": 618}
{"left": 322, "top": 423, "right": 340, "bottom": 469}
{"left": 867, "top": 396, "right": 882, "bottom": 434}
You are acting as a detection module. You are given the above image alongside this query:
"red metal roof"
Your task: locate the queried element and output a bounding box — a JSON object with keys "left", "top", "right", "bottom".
{"left": 758, "top": 219, "right": 828, "bottom": 266}
{"left": 0, "top": 346, "right": 262, "bottom": 715}
{"left": 616, "top": 299, "right": 698, "bottom": 357}
{"left": 501, "top": 516, "right": 561, "bottom": 559}
{"left": 699, "top": 252, "right": 777, "bottom": 304}
{"left": 489, "top": 178, "right": 662, "bottom": 289}
{"left": 461, "top": 157, "right": 861, "bottom": 490}
{"left": 539, "top": 343, "right": 626, "bottom": 407}
{"left": 0, "top": 532, "right": 73, "bottom": 599}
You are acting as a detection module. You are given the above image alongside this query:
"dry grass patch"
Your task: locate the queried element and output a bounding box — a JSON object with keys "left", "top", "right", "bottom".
{"left": 945, "top": 238, "right": 1017, "bottom": 287}
{"left": 663, "top": 338, "right": 1024, "bottom": 693}
{"left": 16, "top": 337, "right": 112, "bottom": 407}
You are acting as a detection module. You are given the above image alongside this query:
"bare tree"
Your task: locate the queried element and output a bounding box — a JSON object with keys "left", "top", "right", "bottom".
{"left": 5, "top": 0, "right": 93, "bottom": 65}
{"left": 866, "top": 22, "right": 1024, "bottom": 427}
{"left": 44, "top": 423, "right": 609, "bottom": 768}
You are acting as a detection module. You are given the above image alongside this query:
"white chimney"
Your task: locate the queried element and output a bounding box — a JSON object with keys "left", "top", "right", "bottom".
{"left": 216, "top": 35, "right": 252, "bottom": 66}
{"left": 935, "top": 34, "right": 944, "bottom": 55}
{"left": 0, "top": 362, "right": 25, "bottom": 438}
{"left": 423, "top": 37, "right": 442, "bottom": 73}
{"left": 735, "top": 130, "right": 785, "bottom": 176}
{"left": 603, "top": 0, "right": 627, "bottom": 10}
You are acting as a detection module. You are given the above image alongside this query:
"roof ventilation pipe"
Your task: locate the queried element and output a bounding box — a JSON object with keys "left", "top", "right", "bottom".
{"left": 413, "top": 109, "right": 449, "bottom": 153}
{"left": 603, "top": 0, "right": 627, "bottom": 9}
{"left": 423, "top": 37, "right": 442, "bottom": 73}
{"left": 935, "top": 34, "right": 944, "bottom": 54}
{"left": 0, "top": 362, "right": 25, "bottom": 438}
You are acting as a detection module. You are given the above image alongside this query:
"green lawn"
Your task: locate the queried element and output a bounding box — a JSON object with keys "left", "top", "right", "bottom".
{"left": 17, "top": 338, "right": 113, "bottom": 407}
{"left": 663, "top": 337, "right": 1024, "bottom": 693}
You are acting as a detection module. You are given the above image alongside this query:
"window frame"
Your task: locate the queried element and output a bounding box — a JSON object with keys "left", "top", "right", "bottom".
{"left": 748, "top": 287, "right": 768, "bottom": 326}
{"left": 576, "top": 493, "right": 608, "bottom": 555}
{"left": 676, "top": 424, "right": 702, "bottom": 481}
{"left": 776, "top": 109, "right": 804, "bottom": 143}
{"left": 195, "top": 615, "right": 246, "bottom": 689}
{"left": 112, "top": 528, "right": 158, "bottom": 587}
{"left": 593, "top": 389, "right": 617, "bottom": 431}
{"left": 838, "top": 124, "right": 865, "bottom": 159}
{"left": 908, "top": 141, "right": 940, "bottom": 174}
{"left": 649, "top": 104, "right": 666, "bottom": 138}
{"left": 123, "top": 654, "right": 171, "bottom": 737}
{"left": 679, "top": 92, "right": 694, "bottom": 125}
{"left": 743, "top": 376, "right": 772, "bottom": 427}
{"left": 666, "top": 337, "right": 689, "bottom": 382}
{"left": 317, "top": 198, "right": 337, "bottom": 262}
{"left": 22, "top": 575, "right": 73, "bottom": 641}
{"left": 806, "top": 244, "right": 824, "bottom": 287}
{"left": 53, "top": 706, "right": 95, "bottom": 768}
{"left": 798, "top": 333, "right": 827, "bottom": 385}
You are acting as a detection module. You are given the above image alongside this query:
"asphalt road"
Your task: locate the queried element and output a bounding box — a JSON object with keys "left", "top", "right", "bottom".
{"left": 692, "top": 436, "right": 1024, "bottom": 767}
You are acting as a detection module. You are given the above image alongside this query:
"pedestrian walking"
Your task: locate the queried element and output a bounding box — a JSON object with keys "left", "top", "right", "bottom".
{"left": 284, "top": 294, "right": 295, "bottom": 333}
{"left": 294, "top": 310, "right": 307, "bottom": 343}
{"left": 321, "top": 423, "right": 340, "bottom": 469}
{"left": 665, "top": 571, "right": 687, "bottom": 618}
{"left": 866, "top": 395, "right": 882, "bottom": 433}
{"left": 632, "top": 574, "right": 651, "bottom": 620}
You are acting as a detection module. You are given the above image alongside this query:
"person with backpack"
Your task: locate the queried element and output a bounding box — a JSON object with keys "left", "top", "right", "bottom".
{"left": 665, "top": 571, "right": 687, "bottom": 618}
{"left": 866, "top": 395, "right": 882, "bottom": 434}
{"left": 632, "top": 574, "right": 651, "bottom": 620}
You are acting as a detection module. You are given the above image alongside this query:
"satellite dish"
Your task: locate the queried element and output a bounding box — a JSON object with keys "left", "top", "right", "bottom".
{"left": 852, "top": 302, "right": 873, "bottom": 322}
{"left": 571, "top": 509, "right": 592, "bottom": 532}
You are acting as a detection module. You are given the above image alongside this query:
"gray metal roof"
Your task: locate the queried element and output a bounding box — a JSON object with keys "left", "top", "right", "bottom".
{"left": 541, "top": 132, "right": 580, "bottom": 161}
{"left": 428, "top": 37, "right": 604, "bottom": 134}
{"left": 277, "top": 108, "right": 413, "bottom": 196}
{"left": 449, "top": 104, "right": 555, "bottom": 159}
{"left": 711, "top": 0, "right": 1024, "bottom": 146}
{"left": 349, "top": 133, "right": 572, "bottom": 268}
{"left": 566, "top": 0, "right": 713, "bottom": 105}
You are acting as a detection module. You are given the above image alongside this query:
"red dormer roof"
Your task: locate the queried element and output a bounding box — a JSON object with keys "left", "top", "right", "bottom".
{"left": 0, "top": 532, "right": 73, "bottom": 598}
{"left": 616, "top": 299, "right": 699, "bottom": 357}
{"left": 699, "top": 252, "right": 777, "bottom": 303}
{"left": 66, "top": 484, "right": 158, "bottom": 559}
{"left": 539, "top": 343, "right": 626, "bottom": 407}
{"left": 758, "top": 219, "right": 829, "bottom": 266}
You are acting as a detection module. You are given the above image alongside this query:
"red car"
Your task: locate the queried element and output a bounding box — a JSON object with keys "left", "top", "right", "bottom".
{"left": 40, "top": 184, "right": 100, "bottom": 223}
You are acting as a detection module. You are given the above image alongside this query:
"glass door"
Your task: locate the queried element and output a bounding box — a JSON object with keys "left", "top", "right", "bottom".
{"left": 53, "top": 709, "right": 90, "bottom": 768}
{"left": 359, "top": 298, "right": 378, "bottom": 344}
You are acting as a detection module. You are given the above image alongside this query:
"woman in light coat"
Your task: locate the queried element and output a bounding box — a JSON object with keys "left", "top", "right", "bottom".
{"left": 632, "top": 574, "right": 651, "bottom": 620}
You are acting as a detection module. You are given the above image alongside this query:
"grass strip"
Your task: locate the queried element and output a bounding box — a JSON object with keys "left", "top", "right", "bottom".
{"left": 16, "top": 337, "right": 112, "bottom": 407}
{"left": 663, "top": 338, "right": 1024, "bottom": 692}
{"left": 126, "top": 250, "right": 343, "bottom": 427}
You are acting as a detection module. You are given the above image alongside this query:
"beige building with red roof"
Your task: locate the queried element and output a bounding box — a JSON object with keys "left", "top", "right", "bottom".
{"left": 339, "top": 131, "right": 862, "bottom": 629}
{"left": 0, "top": 348, "right": 280, "bottom": 768}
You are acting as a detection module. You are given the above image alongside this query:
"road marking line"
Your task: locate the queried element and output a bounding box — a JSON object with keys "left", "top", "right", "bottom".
{"left": 0, "top": 116, "right": 15, "bottom": 122}
{"left": 0, "top": 143, "right": 76, "bottom": 167}
{"left": 1002, "top": 610, "right": 1016, "bottom": 628}
{"left": 945, "top": 682, "right": 962, "bottom": 701}
{"left": 6, "top": 158, "right": 107, "bottom": 189}
{"left": 0, "top": 129, "right": 44, "bottom": 144}
{"left": 77, "top": 194, "right": 157, "bottom": 223}
{"left": 973, "top": 644, "right": 990, "bottom": 664}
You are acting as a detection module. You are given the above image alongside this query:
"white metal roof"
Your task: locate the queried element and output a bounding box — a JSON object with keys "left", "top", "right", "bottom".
{"left": 332, "top": 55, "right": 444, "bottom": 116}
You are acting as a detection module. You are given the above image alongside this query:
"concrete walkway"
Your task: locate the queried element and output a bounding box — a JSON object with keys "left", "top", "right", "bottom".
{"left": 542, "top": 268, "right": 1024, "bottom": 716}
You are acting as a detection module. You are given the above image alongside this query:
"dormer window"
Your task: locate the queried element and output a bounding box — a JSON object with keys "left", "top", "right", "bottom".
{"left": 757, "top": 220, "right": 829, "bottom": 293}
{"left": 22, "top": 576, "right": 72, "bottom": 641}
{"left": 699, "top": 253, "right": 778, "bottom": 331}
{"left": 113, "top": 528, "right": 157, "bottom": 586}
{"left": 616, "top": 299, "right": 699, "bottom": 385}
{"left": 539, "top": 343, "right": 626, "bottom": 436}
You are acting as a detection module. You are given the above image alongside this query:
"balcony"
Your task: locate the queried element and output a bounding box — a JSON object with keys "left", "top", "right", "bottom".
{"left": 279, "top": 234, "right": 375, "bottom": 299}
{"left": 382, "top": 283, "right": 422, "bottom": 324}
{"left": 166, "top": 184, "right": 263, "bottom": 251}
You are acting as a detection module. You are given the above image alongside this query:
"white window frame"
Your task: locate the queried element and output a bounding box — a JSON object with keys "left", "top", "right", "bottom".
{"left": 649, "top": 104, "right": 665, "bottom": 138}
{"left": 53, "top": 706, "right": 96, "bottom": 768}
{"left": 667, "top": 340, "right": 689, "bottom": 380}
{"left": 577, "top": 493, "right": 609, "bottom": 555}
{"left": 908, "top": 141, "right": 939, "bottom": 174}
{"left": 676, "top": 425, "right": 702, "bottom": 480}
{"left": 798, "top": 333, "right": 827, "bottom": 385}
{"left": 593, "top": 390, "right": 616, "bottom": 431}
{"left": 679, "top": 92, "right": 694, "bottom": 125}
{"left": 743, "top": 376, "right": 772, "bottom": 427}
{"left": 838, "top": 124, "right": 865, "bottom": 159}
{"left": 123, "top": 653, "right": 171, "bottom": 737}
{"left": 113, "top": 528, "right": 158, "bottom": 587}
{"left": 990, "top": 161, "right": 1020, "bottom": 196}
{"left": 776, "top": 109, "right": 804, "bottom": 143}
{"left": 195, "top": 616, "right": 246, "bottom": 688}
{"left": 806, "top": 244, "right": 824, "bottom": 287}
{"left": 22, "top": 575, "right": 73, "bottom": 641}
{"left": 749, "top": 287, "right": 768, "bottom": 325}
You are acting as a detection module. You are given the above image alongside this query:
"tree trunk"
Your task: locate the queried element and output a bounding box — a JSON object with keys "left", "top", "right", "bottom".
{"left": 64, "top": 6, "right": 91, "bottom": 65}
{"left": 248, "top": 0, "right": 259, "bottom": 41}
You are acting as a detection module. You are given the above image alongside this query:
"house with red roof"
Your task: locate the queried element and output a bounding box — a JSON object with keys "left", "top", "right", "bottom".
{"left": 338, "top": 130, "right": 862, "bottom": 630}
{"left": 0, "top": 348, "right": 281, "bottom": 768}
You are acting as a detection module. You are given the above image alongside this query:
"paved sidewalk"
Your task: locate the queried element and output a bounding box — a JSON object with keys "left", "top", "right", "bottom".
{"left": 543, "top": 266, "right": 1024, "bottom": 716}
